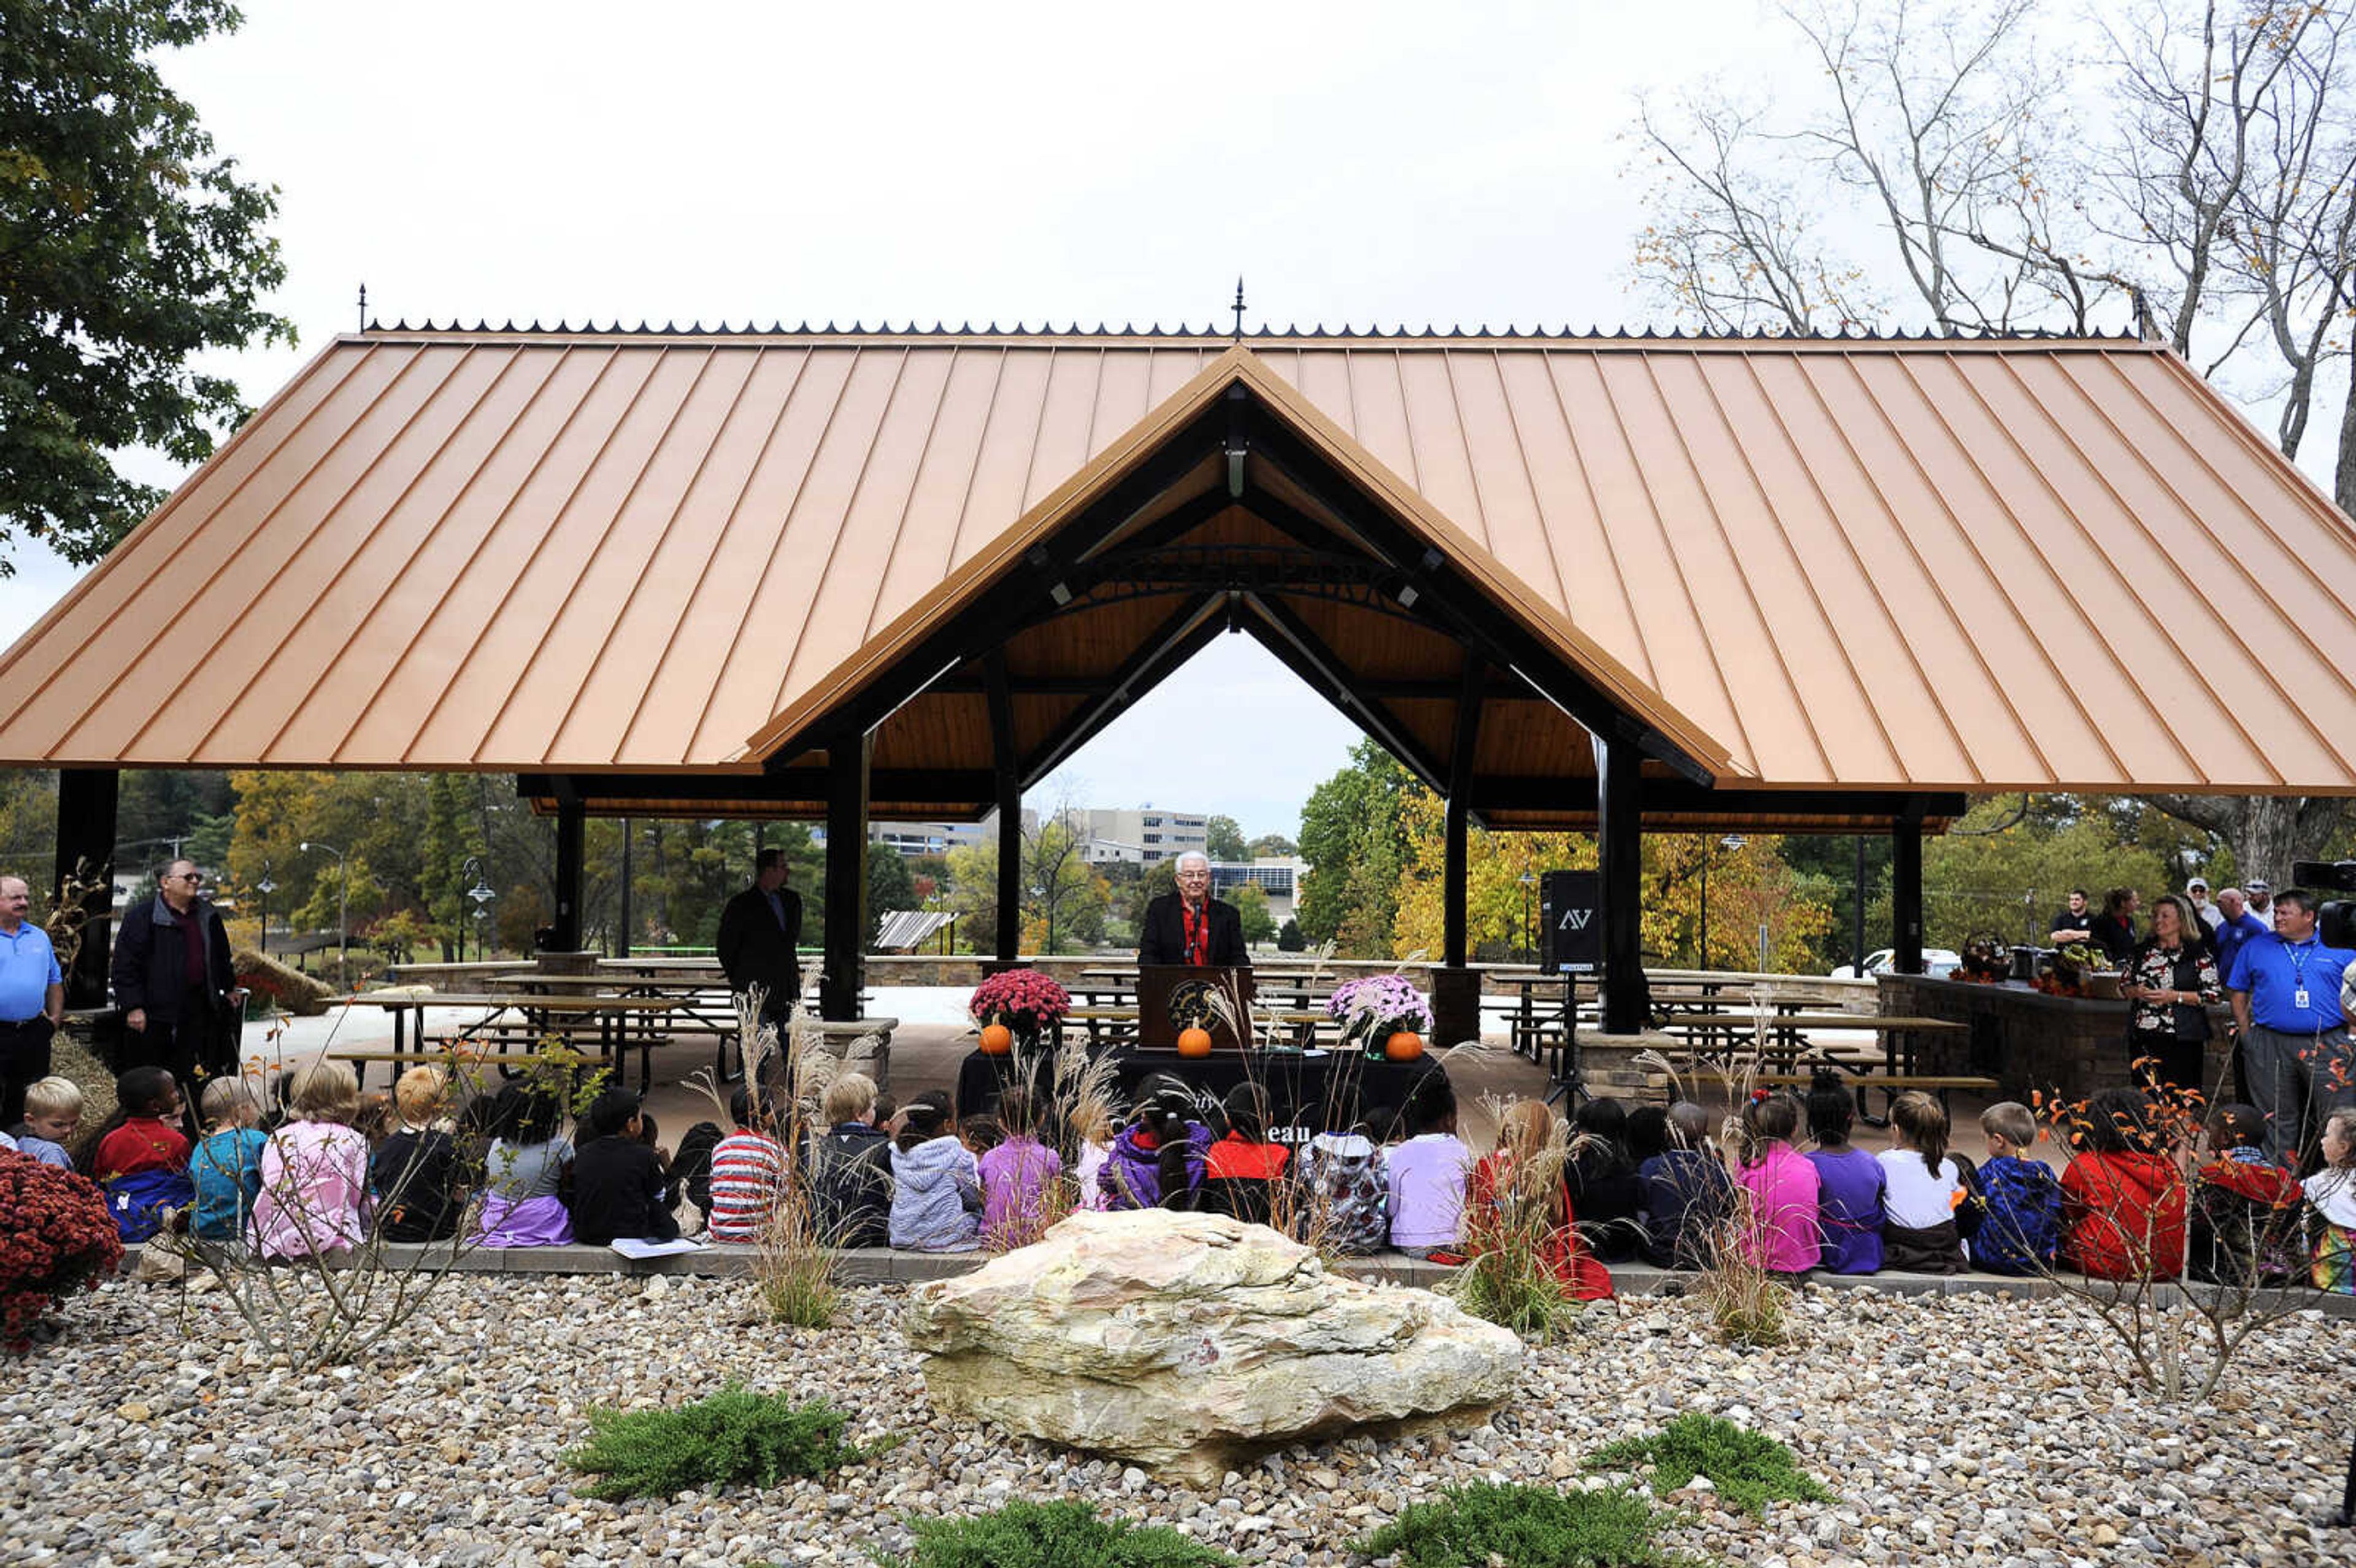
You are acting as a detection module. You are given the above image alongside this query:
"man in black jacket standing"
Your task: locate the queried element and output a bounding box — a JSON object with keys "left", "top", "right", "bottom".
{"left": 717, "top": 848, "right": 803, "bottom": 1032}
{"left": 110, "top": 859, "right": 237, "bottom": 1085}
{"left": 1139, "top": 851, "right": 1250, "bottom": 967}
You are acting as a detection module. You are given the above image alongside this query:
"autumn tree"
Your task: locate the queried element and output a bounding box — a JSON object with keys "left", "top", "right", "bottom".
{"left": 1, "top": 0, "right": 294, "bottom": 574}
{"left": 1204, "top": 814, "right": 1248, "bottom": 861}
{"left": 1297, "top": 739, "right": 1419, "bottom": 956}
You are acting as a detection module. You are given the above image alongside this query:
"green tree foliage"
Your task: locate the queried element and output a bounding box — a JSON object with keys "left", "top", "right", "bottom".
{"left": 1204, "top": 813, "right": 1247, "bottom": 861}
{"left": 0, "top": 769, "right": 58, "bottom": 884}
{"left": 1022, "top": 810, "right": 1106, "bottom": 953}
{"left": 1276, "top": 917, "right": 1303, "bottom": 951}
{"left": 1230, "top": 880, "right": 1276, "bottom": 945}
{"left": 1911, "top": 796, "right": 2176, "bottom": 949}
{"left": 1246, "top": 832, "right": 1296, "bottom": 858}
{"left": 944, "top": 838, "right": 998, "bottom": 955}
{"left": 1296, "top": 739, "right": 1417, "bottom": 956}
{"left": 0, "top": 0, "right": 294, "bottom": 574}
{"left": 866, "top": 842, "right": 915, "bottom": 945}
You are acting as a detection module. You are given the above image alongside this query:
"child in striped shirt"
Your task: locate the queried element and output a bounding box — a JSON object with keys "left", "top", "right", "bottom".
{"left": 706, "top": 1086, "right": 786, "bottom": 1243}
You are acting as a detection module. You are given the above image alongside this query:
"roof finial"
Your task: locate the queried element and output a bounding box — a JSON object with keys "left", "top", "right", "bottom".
{"left": 1232, "top": 277, "right": 1246, "bottom": 342}
{"left": 357, "top": 281, "right": 368, "bottom": 333}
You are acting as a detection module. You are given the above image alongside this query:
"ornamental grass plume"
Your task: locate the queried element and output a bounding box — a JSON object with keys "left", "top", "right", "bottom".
{"left": 0, "top": 1149, "right": 124, "bottom": 1353}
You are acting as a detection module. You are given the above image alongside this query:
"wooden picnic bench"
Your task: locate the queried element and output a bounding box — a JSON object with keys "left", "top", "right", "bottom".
{"left": 344, "top": 991, "right": 682, "bottom": 1093}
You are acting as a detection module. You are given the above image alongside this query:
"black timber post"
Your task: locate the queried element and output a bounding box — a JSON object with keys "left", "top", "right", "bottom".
{"left": 985, "top": 653, "right": 1022, "bottom": 966}
{"left": 822, "top": 733, "right": 871, "bottom": 1021}
{"left": 1442, "top": 660, "right": 1484, "bottom": 969}
{"left": 1593, "top": 731, "right": 1646, "bottom": 1036}
{"left": 1892, "top": 800, "right": 1926, "bottom": 975}
{"left": 552, "top": 796, "right": 586, "bottom": 951}
{"left": 616, "top": 817, "right": 633, "bottom": 959}
{"left": 53, "top": 768, "right": 118, "bottom": 1009}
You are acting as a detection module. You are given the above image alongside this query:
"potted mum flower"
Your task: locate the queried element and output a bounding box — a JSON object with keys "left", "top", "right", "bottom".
{"left": 968, "top": 967, "right": 1073, "bottom": 1053}
{"left": 1327, "top": 974, "right": 1435, "bottom": 1061}
{"left": 0, "top": 1150, "right": 125, "bottom": 1353}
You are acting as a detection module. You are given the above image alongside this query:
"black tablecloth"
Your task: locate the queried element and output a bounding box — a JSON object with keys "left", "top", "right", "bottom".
{"left": 1113, "top": 1048, "right": 1446, "bottom": 1135}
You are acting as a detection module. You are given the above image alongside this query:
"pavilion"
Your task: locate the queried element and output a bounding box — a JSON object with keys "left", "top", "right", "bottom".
{"left": 5, "top": 322, "right": 2355, "bottom": 1037}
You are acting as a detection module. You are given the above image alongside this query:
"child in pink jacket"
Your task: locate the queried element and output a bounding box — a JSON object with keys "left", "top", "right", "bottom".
{"left": 253, "top": 1061, "right": 373, "bottom": 1259}
{"left": 1736, "top": 1093, "right": 1820, "bottom": 1278}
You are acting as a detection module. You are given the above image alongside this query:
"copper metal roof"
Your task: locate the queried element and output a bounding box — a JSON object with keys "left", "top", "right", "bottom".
{"left": 4, "top": 326, "right": 2353, "bottom": 797}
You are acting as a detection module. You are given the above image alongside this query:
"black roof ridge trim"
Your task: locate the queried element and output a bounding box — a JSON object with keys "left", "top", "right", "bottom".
{"left": 358, "top": 318, "right": 2144, "bottom": 344}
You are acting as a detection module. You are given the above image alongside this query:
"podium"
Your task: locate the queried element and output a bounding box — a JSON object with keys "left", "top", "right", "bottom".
{"left": 1135, "top": 965, "right": 1257, "bottom": 1050}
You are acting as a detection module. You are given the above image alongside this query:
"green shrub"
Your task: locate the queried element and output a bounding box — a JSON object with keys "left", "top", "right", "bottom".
{"left": 895, "top": 1500, "right": 1234, "bottom": 1567}
{"left": 1357, "top": 1482, "right": 1684, "bottom": 1567}
{"left": 1584, "top": 1412, "right": 1831, "bottom": 1515}
{"left": 561, "top": 1383, "right": 883, "bottom": 1501}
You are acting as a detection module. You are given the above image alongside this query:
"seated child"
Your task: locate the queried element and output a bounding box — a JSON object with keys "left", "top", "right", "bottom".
{"left": 1633, "top": 1101, "right": 1734, "bottom": 1269}
{"left": 2303, "top": 1106, "right": 2356, "bottom": 1294}
{"left": 372, "top": 1066, "right": 468, "bottom": 1243}
{"left": 253, "top": 1061, "right": 373, "bottom": 1261}
{"left": 1466, "top": 1099, "right": 1612, "bottom": 1299}
{"left": 979, "top": 1086, "right": 1064, "bottom": 1248}
{"left": 1101, "top": 1088, "right": 1207, "bottom": 1212}
{"left": 706, "top": 1087, "right": 787, "bottom": 1244}
{"left": 569, "top": 1087, "right": 681, "bottom": 1246}
{"left": 809, "top": 1072, "right": 891, "bottom": 1248}
{"left": 1564, "top": 1097, "right": 1646, "bottom": 1262}
{"left": 189, "top": 1077, "right": 267, "bottom": 1242}
{"left": 890, "top": 1091, "right": 982, "bottom": 1251}
{"left": 1736, "top": 1093, "right": 1820, "bottom": 1278}
{"left": 352, "top": 1091, "right": 397, "bottom": 1148}
{"left": 1071, "top": 1105, "right": 1115, "bottom": 1213}
{"left": 1803, "top": 1074, "right": 1884, "bottom": 1275}
{"left": 1203, "top": 1083, "right": 1290, "bottom": 1227}
{"left": 1876, "top": 1091, "right": 1974, "bottom": 1275}
{"left": 10, "top": 1075, "right": 83, "bottom": 1169}
{"left": 1388, "top": 1074, "right": 1474, "bottom": 1259}
{"left": 2061, "top": 1088, "right": 2187, "bottom": 1281}
{"left": 2188, "top": 1102, "right": 2302, "bottom": 1287}
{"left": 90, "top": 1066, "right": 193, "bottom": 1242}
{"left": 1971, "top": 1101, "right": 2065, "bottom": 1277}
{"left": 1296, "top": 1115, "right": 1390, "bottom": 1255}
{"left": 960, "top": 1115, "right": 1005, "bottom": 1159}
{"left": 474, "top": 1084, "right": 575, "bottom": 1248}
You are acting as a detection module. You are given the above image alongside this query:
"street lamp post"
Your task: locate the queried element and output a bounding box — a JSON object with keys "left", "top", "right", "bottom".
{"left": 256, "top": 866, "right": 275, "bottom": 958}
{"left": 461, "top": 856, "right": 495, "bottom": 964}
{"left": 1698, "top": 835, "right": 1746, "bottom": 970}
{"left": 300, "top": 840, "right": 348, "bottom": 978}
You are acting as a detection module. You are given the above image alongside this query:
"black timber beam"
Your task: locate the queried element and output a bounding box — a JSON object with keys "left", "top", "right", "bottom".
{"left": 984, "top": 652, "right": 1022, "bottom": 966}
{"left": 54, "top": 768, "right": 118, "bottom": 1009}
{"left": 520, "top": 771, "right": 999, "bottom": 807}
{"left": 1018, "top": 593, "right": 1230, "bottom": 786}
{"left": 1247, "top": 418, "right": 1714, "bottom": 786}
{"left": 1443, "top": 661, "right": 1485, "bottom": 969}
{"left": 821, "top": 734, "right": 871, "bottom": 1020}
{"left": 1463, "top": 780, "right": 1968, "bottom": 820}
{"left": 1593, "top": 731, "right": 1646, "bottom": 1036}
{"left": 1892, "top": 798, "right": 1928, "bottom": 976}
{"left": 932, "top": 671, "right": 1534, "bottom": 701}
{"left": 1239, "top": 591, "right": 1451, "bottom": 791}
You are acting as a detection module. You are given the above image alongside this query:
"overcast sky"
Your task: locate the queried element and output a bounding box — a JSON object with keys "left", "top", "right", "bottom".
{"left": 9, "top": 1, "right": 2288, "bottom": 839}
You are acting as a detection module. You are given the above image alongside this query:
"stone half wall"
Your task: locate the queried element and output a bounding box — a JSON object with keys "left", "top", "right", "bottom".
{"left": 1877, "top": 975, "right": 2233, "bottom": 1107}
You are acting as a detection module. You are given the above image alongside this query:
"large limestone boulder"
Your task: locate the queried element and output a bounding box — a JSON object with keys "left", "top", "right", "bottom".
{"left": 903, "top": 1208, "right": 1523, "bottom": 1480}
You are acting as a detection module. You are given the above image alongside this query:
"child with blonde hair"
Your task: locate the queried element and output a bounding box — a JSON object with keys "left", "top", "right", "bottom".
{"left": 2303, "top": 1106, "right": 2356, "bottom": 1294}
{"left": 373, "top": 1066, "right": 468, "bottom": 1242}
{"left": 10, "top": 1075, "right": 82, "bottom": 1168}
{"left": 253, "top": 1060, "right": 372, "bottom": 1260}
{"left": 190, "top": 1076, "right": 267, "bottom": 1242}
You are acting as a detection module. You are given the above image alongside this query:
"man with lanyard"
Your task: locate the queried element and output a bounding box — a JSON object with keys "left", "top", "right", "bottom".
{"left": 1139, "top": 851, "right": 1249, "bottom": 967}
{"left": 2226, "top": 888, "right": 2355, "bottom": 1167}
{"left": 0, "top": 875, "right": 64, "bottom": 1124}
{"left": 716, "top": 848, "right": 804, "bottom": 1047}
{"left": 110, "top": 859, "right": 237, "bottom": 1088}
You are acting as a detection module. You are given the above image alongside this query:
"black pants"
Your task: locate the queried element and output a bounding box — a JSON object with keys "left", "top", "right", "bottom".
{"left": 117, "top": 1013, "right": 217, "bottom": 1088}
{"left": 0, "top": 1016, "right": 55, "bottom": 1124}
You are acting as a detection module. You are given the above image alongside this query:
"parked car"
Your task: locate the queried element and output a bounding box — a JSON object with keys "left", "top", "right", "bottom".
{"left": 1828, "top": 948, "right": 1961, "bottom": 980}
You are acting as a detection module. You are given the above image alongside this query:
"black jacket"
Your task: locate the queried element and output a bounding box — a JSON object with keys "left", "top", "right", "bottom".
{"left": 111, "top": 893, "right": 235, "bottom": 1024}
{"left": 568, "top": 1136, "right": 680, "bottom": 1246}
{"left": 1138, "top": 893, "right": 1249, "bottom": 967}
{"left": 715, "top": 884, "right": 803, "bottom": 1002}
{"left": 807, "top": 1121, "right": 892, "bottom": 1248}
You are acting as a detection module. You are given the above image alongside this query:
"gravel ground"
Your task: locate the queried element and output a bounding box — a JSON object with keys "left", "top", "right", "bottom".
{"left": 4, "top": 1274, "right": 2351, "bottom": 1567}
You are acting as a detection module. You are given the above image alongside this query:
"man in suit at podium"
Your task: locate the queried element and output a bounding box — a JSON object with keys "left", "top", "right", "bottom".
{"left": 1139, "top": 851, "right": 1250, "bottom": 967}
{"left": 717, "top": 848, "right": 803, "bottom": 1031}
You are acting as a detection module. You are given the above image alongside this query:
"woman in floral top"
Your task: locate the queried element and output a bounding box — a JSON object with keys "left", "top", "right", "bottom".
{"left": 2121, "top": 893, "right": 2222, "bottom": 1094}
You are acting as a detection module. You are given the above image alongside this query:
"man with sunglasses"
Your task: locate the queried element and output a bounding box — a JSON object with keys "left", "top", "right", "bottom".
{"left": 110, "top": 859, "right": 237, "bottom": 1086}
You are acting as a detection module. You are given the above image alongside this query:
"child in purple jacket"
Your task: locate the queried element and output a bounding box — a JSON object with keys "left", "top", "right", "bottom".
{"left": 1736, "top": 1093, "right": 1820, "bottom": 1278}
{"left": 1099, "top": 1088, "right": 1206, "bottom": 1210}
{"left": 1803, "top": 1072, "right": 1884, "bottom": 1274}
{"left": 978, "top": 1086, "right": 1063, "bottom": 1248}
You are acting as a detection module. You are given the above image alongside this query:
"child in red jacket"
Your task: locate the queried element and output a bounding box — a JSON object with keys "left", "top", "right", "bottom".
{"left": 2062, "top": 1088, "right": 2187, "bottom": 1281}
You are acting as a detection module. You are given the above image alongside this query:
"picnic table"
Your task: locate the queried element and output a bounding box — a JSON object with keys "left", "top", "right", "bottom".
{"left": 341, "top": 991, "right": 681, "bottom": 1093}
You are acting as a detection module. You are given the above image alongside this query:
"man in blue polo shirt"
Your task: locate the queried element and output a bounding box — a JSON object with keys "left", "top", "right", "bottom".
{"left": 0, "top": 875, "right": 66, "bottom": 1126}
{"left": 2226, "top": 887, "right": 2355, "bottom": 1167}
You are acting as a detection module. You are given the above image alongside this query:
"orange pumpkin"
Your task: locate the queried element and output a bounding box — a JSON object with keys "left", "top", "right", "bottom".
{"left": 1384, "top": 1030, "right": 1425, "bottom": 1062}
{"left": 1176, "top": 1026, "right": 1214, "bottom": 1059}
{"left": 979, "top": 1022, "right": 1014, "bottom": 1056}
